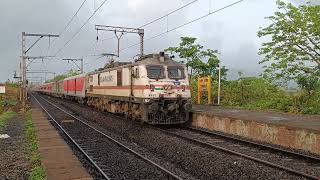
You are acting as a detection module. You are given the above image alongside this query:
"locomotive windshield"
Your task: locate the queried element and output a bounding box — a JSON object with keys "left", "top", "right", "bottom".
{"left": 167, "top": 66, "right": 185, "bottom": 79}
{"left": 147, "top": 65, "right": 164, "bottom": 79}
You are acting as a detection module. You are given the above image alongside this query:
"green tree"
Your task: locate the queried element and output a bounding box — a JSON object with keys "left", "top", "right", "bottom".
{"left": 258, "top": 0, "right": 320, "bottom": 84}
{"left": 45, "top": 69, "right": 80, "bottom": 83}
{"left": 66, "top": 69, "right": 80, "bottom": 77}
{"left": 165, "top": 37, "right": 227, "bottom": 79}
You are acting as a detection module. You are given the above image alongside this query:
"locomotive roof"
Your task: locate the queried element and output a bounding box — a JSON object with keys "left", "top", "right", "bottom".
{"left": 88, "top": 53, "right": 184, "bottom": 75}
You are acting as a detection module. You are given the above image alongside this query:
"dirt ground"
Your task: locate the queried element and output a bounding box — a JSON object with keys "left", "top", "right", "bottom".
{"left": 0, "top": 114, "right": 30, "bottom": 179}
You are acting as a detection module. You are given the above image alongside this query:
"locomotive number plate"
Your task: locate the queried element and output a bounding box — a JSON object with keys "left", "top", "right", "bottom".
{"left": 174, "top": 81, "right": 180, "bottom": 85}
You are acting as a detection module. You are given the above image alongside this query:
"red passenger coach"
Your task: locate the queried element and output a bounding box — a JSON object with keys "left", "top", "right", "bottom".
{"left": 40, "top": 82, "right": 54, "bottom": 93}
{"left": 63, "top": 74, "right": 86, "bottom": 98}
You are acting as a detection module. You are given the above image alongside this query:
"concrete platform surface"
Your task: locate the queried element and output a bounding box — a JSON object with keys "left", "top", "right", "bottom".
{"left": 32, "top": 108, "right": 93, "bottom": 180}
{"left": 192, "top": 105, "right": 320, "bottom": 155}
{"left": 193, "top": 105, "right": 320, "bottom": 131}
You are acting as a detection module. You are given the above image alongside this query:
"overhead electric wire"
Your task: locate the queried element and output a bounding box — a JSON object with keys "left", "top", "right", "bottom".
{"left": 84, "top": 0, "right": 200, "bottom": 68}
{"left": 49, "top": 0, "right": 88, "bottom": 48}
{"left": 54, "top": 0, "right": 109, "bottom": 57}
{"left": 119, "top": 0, "right": 245, "bottom": 54}
{"left": 59, "top": 0, "right": 88, "bottom": 36}
{"left": 86, "top": 0, "right": 245, "bottom": 71}
{"left": 100, "top": 0, "right": 199, "bottom": 42}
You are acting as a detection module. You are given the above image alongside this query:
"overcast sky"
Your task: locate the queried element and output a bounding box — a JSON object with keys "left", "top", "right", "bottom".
{"left": 0, "top": 0, "right": 316, "bottom": 82}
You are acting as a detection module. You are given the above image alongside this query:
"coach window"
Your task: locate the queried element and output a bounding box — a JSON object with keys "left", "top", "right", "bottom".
{"left": 98, "top": 74, "right": 100, "bottom": 85}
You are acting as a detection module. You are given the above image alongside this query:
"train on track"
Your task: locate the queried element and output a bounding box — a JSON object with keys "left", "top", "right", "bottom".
{"left": 36, "top": 52, "right": 192, "bottom": 124}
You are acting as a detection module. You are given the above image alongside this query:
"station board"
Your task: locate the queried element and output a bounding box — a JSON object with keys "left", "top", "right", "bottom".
{"left": 0, "top": 84, "right": 5, "bottom": 94}
{"left": 197, "top": 76, "right": 212, "bottom": 104}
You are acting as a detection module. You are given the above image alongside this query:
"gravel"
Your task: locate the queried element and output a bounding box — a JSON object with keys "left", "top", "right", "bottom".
{"left": 34, "top": 94, "right": 178, "bottom": 180}
{"left": 40, "top": 94, "right": 308, "bottom": 179}
{"left": 0, "top": 114, "right": 30, "bottom": 180}
{"left": 166, "top": 128, "right": 320, "bottom": 178}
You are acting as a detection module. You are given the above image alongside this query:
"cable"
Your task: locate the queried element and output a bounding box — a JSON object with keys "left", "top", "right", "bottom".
{"left": 49, "top": 0, "right": 88, "bottom": 48}
{"left": 119, "top": 0, "right": 245, "bottom": 54}
{"left": 100, "top": 0, "right": 199, "bottom": 42}
{"left": 54, "top": 0, "right": 109, "bottom": 57}
{"left": 84, "top": 0, "right": 200, "bottom": 68}
{"left": 60, "top": 0, "right": 88, "bottom": 37}
{"left": 85, "top": 0, "right": 245, "bottom": 72}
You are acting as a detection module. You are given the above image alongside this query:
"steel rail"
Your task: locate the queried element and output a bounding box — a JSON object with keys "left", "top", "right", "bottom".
{"left": 158, "top": 128, "right": 319, "bottom": 180}
{"left": 186, "top": 126, "right": 320, "bottom": 161}
{"left": 31, "top": 93, "right": 111, "bottom": 180}
{"left": 35, "top": 93, "right": 183, "bottom": 180}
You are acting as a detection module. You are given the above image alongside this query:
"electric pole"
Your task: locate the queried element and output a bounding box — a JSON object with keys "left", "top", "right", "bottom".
{"left": 62, "top": 58, "right": 84, "bottom": 73}
{"left": 27, "top": 71, "right": 56, "bottom": 83}
{"left": 13, "top": 71, "right": 22, "bottom": 101}
{"left": 21, "top": 32, "right": 58, "bottom": 111}
{"left": 95, "top": 25, "right": 144, "bottom": 57}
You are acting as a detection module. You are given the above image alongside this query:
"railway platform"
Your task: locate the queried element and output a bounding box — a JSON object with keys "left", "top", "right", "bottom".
{"left": 192, "top": 105, "right": 320, "bottom": 155}
{"left": 31, "top": 107, "right": 92, "bottom": 180}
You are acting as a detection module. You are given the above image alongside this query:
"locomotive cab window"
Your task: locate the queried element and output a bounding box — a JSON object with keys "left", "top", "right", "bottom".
{"left": 146, "top": 65, "right": 164, "bottom": 79}
{"left": 167, "top": 66, "right": 185, "bottom": 79}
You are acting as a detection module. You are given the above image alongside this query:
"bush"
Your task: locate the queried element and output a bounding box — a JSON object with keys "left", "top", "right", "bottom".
{"left": 296, "top": 86, "right": 320, "bottom": 114}
{"left": 220, "top": 77, "right": 294, "bottom": 111}
{"left": 190, "top": 75, "right": 320, "bottom": 114}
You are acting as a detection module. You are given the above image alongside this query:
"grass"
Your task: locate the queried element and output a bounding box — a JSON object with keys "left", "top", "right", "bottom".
{"left": 25, "top": 110, "right": 46, "bottom": 180}
{"left": 0, "top": 111, "right": 15, "bottom": 133}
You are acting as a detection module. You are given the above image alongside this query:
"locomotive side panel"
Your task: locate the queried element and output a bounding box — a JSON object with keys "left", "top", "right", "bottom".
{"left": 88, "top": 68, "right": 146, "bottom": 98}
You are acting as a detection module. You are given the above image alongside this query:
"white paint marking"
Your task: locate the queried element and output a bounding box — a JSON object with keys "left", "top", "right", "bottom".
{"left": 0, "top": 134, "right": 10, "bottom": 139}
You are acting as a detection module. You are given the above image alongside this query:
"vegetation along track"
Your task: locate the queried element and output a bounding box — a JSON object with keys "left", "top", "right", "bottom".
{"left": 159, "top": 127, "right": 320, "bottom": 180}
{"left": 31, "top": 93, "right": 183, "bottom": 180}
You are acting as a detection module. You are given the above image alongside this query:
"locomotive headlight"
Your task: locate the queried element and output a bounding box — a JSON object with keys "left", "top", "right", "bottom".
{"left": 144, "top": 98, "right": 150, "bottom": 103}
{"left": 183, "top": 103, "right": 192, "bottom": 111}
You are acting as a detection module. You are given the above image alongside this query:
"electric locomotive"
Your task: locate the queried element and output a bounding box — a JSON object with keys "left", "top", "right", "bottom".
{"left": 37, "top": 52, "right": 192, "bottom": 125}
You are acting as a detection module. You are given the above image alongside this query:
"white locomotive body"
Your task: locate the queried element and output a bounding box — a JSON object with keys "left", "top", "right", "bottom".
{"left": 86, "top": 53, "right": 192, "bottom": 124}
{"left": 38, "top": 52, "right": 192, "bottom": 124}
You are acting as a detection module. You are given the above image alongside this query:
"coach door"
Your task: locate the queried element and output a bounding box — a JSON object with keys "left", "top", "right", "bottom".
{"left": 74, "top": 79, "right": 76, "bottom": 95}
{"left": 117, "top": 70, "right": 122, "bottom": 86}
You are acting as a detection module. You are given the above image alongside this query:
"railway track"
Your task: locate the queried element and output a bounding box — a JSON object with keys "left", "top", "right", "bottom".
{"left": 33, "top": 93, "right": 320, "bottom": 179}
{"left": 31, "top": 93, "right": 183, "bottom": 180}
{"left": 159, "top": 127, "right": 320, "bottom": 180}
